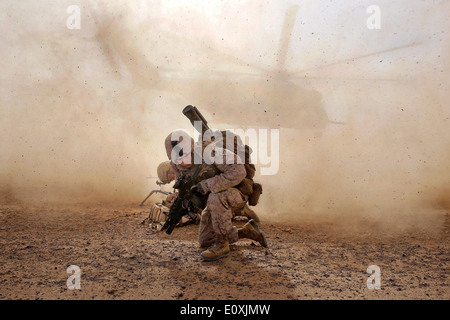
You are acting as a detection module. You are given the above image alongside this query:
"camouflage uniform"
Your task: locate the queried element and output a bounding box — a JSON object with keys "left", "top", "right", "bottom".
{"left": 198, "top": 188, "right": 247, "bottom": 247}
{"left": 166, "top": 132, "right": 267, "bottom": 261}
{"left": 170, "top": 149, "right": 248, "bottom": 247}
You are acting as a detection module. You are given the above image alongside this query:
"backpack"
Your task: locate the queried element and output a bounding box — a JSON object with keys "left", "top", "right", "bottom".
{"left": 213, "top": 130, "right": 262, "bottom": 206}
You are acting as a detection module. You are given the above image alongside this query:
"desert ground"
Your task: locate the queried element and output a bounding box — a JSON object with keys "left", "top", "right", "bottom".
{"left": 1, "top": 0, "right": 449, "bottom": 306}
{"left": 0, "top": 193, "right": 448, "bottom": 301}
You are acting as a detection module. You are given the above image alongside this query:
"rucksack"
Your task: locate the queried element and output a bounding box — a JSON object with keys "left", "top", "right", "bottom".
{"left": 210, "top": 130, "right": 262, "bottom": 206}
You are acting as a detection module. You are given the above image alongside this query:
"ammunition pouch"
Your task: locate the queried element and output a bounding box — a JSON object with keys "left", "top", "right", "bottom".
{"left": 236, "top": 179, "right": 262, "bottom": 207}
{"left": 244, "top": 163, "right": 256, "bottom": 179}
{"left": 236, "top": 178, "right": 254, "bottom": 197}
{"left": 248, "top": 182, "right": 262, "bottom": 206}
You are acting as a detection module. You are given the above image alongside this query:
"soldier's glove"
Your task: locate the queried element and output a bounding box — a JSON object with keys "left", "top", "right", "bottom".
{"left": 192, "top": 182, "right": 208, "bottom": 195}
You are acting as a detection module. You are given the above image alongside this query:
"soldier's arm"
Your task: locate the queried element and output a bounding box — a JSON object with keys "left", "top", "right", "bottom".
{"left": 199, "top": 150, "right": 246, "bottom": 194}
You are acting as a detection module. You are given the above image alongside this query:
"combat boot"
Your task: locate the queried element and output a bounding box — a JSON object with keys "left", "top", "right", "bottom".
{"left": 238, "top": 219, "right": 268, "bottom": 247}
{"left": 200, "top": 234, "right": 230, "bottom": 261}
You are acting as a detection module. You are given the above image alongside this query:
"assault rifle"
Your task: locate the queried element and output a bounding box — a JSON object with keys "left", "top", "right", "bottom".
{"left": 160, "top": 106, "right": 212, "bottom": 235}
{"left": 161, "top": 163, "right": 206, "bottom": 234}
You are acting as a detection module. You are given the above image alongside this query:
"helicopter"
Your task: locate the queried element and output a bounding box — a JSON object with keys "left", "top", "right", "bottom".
{"left": 88, "top": 3, "right": 421, "bottom": 131}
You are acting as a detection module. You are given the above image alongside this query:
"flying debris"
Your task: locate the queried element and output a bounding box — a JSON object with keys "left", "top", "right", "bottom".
{"left": 89, "top": 4, "right": 421, "bottom": 130}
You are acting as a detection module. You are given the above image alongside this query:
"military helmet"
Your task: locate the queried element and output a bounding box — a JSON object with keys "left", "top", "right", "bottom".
{"left": 164, "top": 129, "right": 194, "bottom": 161}
{"left": 156, "top": 161, "right": 172, "bottom": 184}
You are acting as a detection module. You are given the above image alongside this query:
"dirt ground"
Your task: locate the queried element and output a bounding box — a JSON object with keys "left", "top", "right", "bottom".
{"left": 0, "top": 197, "right": 448, "bottom": 301}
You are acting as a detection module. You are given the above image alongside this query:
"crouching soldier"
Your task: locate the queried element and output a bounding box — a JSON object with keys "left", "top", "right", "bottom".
{"left": 165, "top": 130, "right": 267, "bottom": 261}
{"left": 140, "top": 160, "right": 200, "bottom": 231}
{"left": 157, "top": 160, "right": 260, "bottom": 222}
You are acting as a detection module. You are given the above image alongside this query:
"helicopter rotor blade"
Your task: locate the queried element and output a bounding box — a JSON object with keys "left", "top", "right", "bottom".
{"left": 289, "top": 42, "right": 422, "bottom": 76}
{"left": 276, "top": 5, "right": 299, "bottom": 72}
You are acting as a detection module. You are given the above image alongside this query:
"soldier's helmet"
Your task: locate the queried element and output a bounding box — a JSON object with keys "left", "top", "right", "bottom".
{"left": 156, "top": 161, "right": 172, "bottom": 184}
{"left": 164, "top": 129, "right": 194, "bottom": 161}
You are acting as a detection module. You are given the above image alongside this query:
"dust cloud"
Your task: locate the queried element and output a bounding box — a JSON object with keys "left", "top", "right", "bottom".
{"left": 0, "top": 1, "right": 448, "bottom": 232}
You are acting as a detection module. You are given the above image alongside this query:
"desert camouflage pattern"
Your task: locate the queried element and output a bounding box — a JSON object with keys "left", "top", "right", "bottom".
{"left": 198, "top": 187, "right": 248, "bottom": 247}
{"left": 170, "top": 149, "right": 246, "bottom": 193}
{"left": 144, "top": 203, "right": 170, "bottom": 232}
{"left": 170, "top": 149, "right": 248, "bottom": 246}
